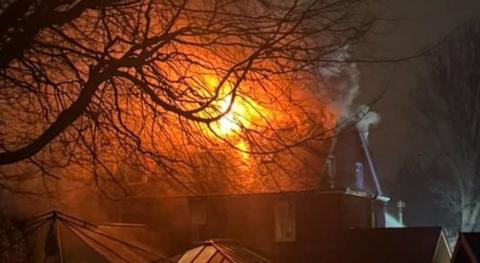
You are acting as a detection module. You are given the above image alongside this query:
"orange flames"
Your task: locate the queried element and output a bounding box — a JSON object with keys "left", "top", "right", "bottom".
{"left": 194, "top": 73, "right": 338, "bottom": 163}
{"left": 199, "top": 75, "right": 265, "bottom": 160}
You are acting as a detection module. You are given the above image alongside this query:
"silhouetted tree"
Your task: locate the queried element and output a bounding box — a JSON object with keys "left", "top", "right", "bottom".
{"left": 414, "top": 20, "right": 480, "bottom": 232}
{"left": 0, "top": 213, "right": 31, "bottom": 262}
{"left": 0, "top": 0, "right": 134, "bottom": 69}
{"left": 0, "top": 0, "right": 376, "bottom": 195}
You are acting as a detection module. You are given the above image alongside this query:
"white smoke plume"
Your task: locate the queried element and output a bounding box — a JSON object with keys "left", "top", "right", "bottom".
{"left": 355, "top": 105, "right": 381, "bottom": 142}
{"left": 316, "top": 45, "right": 360, "bottom": 118}
{"left": 316, "top": 46, "right": 381, "bottom": 138}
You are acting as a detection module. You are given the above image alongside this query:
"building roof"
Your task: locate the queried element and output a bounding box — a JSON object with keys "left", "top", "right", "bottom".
{"left": 321, "top": 123, "right": 382, "bottom": 194}
{"left": 122, "top": 122, "right": 386, "bottom": 201}
{"left": 3, "top": 211, "right": 171, "bottom": 263}
{"left": 174, "top": 240, "right": 271, "bottom": 263}
{"left": 451, "top": 232, "right": 480, "bottom": 263}
{"left": 173, "top": 228, "right": 451, "bottom": 263}
{"left": 183, "top": 188, "right": 390, "bottom": 203}
{"left": 344, "top": 227, "right": 450, "bottom": 263}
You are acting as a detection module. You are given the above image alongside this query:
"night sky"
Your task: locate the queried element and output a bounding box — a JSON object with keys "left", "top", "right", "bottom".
{"left": 361, "top": 0, "right": 480, "bottom": 226}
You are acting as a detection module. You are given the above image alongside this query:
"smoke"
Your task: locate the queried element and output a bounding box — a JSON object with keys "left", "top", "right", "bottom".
{"left": 316, "top": 46, "right": 381, "bottom": 138}
{"left": 317, "top": 46, "right": 360, "bottom": 118}
{"left": 355, "top": 105, "right": 381, "bottom": 142}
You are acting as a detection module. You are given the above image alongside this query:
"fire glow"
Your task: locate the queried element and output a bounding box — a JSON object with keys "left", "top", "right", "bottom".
{"left": 200, "top": 75, "right": 262, "bottom": 160}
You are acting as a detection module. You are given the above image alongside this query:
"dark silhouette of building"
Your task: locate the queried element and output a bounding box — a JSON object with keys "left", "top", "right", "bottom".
{"left": 451, "top": 233, "right": 480, "bottom": 263}
{"left": 94, "top": 125, "right": 451, "bottom": 262}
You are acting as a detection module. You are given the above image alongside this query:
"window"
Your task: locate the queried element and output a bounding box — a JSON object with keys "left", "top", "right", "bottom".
{"left": 191, "top": 204, "right": 207, "bottom": 242}
{"left": 117, "top": 162, "right": 148, "bottom": 186}
{"left": 274, "top": 201, "right": 296, "bottom": 242}
{"left": 191, "top": 204, "right": 207, "bottom": 225}
{"left": 354, "top": 162, "right": 364, "bottom": 190}
{"left": 125, "top": 172, "right": 148, "bottom": 185}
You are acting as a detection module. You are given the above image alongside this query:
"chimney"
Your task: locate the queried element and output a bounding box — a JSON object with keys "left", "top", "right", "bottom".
{"left": 326, "top": 155, "right": 336, "bottom": 189}
{"left": 396, "top": 200, "right": 406, "bottom": 225}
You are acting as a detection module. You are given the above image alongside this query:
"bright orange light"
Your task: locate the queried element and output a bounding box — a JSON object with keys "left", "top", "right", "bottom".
{"left": 215, "top": 94, "right": 242, "bottom": 136}
{"left": 200, "top": 75, "right": 258, "bottom": 137}
{"left": 197, "top": 74, "right": 267, "bottom": 161}
{"left": 235, "top": 140, "right": 249, "bottom": 160}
